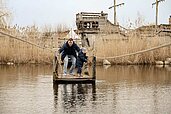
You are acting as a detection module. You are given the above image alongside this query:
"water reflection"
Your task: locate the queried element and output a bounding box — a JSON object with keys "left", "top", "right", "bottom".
{"left": 0, "top": 65, "right": 54, "bottom": 114}
{"left": 96, "top": 65, "right": 171, "bottom": 114}
{"left": 0, "top": 65, "right": 171, "bottom": 114}
{"left": 53, "top": 83, "right": 96, "bottom": 113}
{"left": 97, "top": 65, "right": 171, "bottom": 84}
{"left": 103, "top": 65, "right": 111, "bottom": 69}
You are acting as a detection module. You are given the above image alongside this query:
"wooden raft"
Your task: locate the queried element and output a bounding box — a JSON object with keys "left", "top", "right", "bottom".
{"left": 53, "top": 55, "right": 96, "bottom": 84}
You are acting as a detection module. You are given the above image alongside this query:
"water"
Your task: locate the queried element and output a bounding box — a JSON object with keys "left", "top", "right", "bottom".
{"left": 0, "top": 65, "right": 171, "bottom": 114}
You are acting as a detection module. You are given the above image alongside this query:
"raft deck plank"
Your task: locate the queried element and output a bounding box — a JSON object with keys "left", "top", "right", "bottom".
{"left": 53, "top": 74, "right": 95, "bottom": 84}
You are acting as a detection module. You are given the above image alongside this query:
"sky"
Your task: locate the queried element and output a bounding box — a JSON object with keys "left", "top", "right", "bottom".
{"left": 7, "top": 0, "right": 171, "bottom": 28}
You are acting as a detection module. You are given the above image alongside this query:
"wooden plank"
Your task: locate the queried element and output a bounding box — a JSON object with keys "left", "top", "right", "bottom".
{"left": 57, "top": 74, "right": 91, "bottom": 78}
{"left": 53, "top": 74, "right": 95, "bottom": 84}
{"left": 53, "top": 79, "right": 95, "bottom": 84}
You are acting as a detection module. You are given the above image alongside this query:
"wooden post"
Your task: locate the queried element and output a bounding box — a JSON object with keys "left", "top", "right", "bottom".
{"left": 152, "top": 0, "right": 165, "bottom": 32}
{"left": 53, "top": 52, "right": 58, "bottom": 81}
{"left": 92, "top": 56, "right": 96, "bottom": 79}
{"left": 155, "top": 0, "right": 158, "bottom": 32}
{"left": 114, "top": 0, "right": 116, "bottom": 25}
{"left": 81, "top": 33, "right": 86, "bottom": 47}
{"left": 53, "top": 83, "right": 58, "bottom": 97}
{"left": 108, "top": 1, "right": 124, "bottom": 25}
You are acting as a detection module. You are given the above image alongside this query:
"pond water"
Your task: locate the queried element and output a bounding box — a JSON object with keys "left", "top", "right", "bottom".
{"left": 0, "top": 65, "right": 171, "bottom": 114}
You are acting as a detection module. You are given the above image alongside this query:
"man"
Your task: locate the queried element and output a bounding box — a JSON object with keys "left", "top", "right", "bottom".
{"left": 59, "top": 38, "right": 80, "bottom": 76}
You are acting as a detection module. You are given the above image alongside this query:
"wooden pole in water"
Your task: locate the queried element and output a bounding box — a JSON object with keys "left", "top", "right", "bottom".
{"left": 92, "top": 56, "right": 96, "bottom": 79}
{"left": 53, "top": 52, "right": 58, "bottom": 81}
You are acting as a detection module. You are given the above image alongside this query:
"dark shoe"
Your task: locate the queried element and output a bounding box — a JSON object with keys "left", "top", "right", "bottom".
{"left": 69, "top": 73, "right": 75, "bottom": 76}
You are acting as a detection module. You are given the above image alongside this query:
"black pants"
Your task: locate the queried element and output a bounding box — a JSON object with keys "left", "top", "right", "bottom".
{"left": 77, "top": 66, "right": 82, "bottom": 74}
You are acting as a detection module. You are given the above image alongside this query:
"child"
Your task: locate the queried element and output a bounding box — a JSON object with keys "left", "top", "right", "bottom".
{"left": 76, "top": 47, "right": 88, "bottom": 77}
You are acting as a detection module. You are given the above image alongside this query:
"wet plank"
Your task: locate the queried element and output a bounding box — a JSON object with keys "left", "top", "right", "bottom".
{"left": 53, "top": 74, "right": 95, "bottom": 84}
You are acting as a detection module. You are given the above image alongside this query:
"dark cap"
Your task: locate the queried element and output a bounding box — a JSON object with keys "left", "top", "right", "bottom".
{"left": 68, "top": 38, "right": 73, "bottom": 41}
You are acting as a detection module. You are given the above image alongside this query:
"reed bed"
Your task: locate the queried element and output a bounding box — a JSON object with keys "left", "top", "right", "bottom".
{"left": 1, "top": 1, "right": 170, "bottom": 65}
{"left": 0, "top": 24, "right": 171, "bottom": 65}
{"left": 0, "top": 25, "right": 60, "bottom": 64}
{"left": 0, "top": 36, "right": 54, "bottom": 64}
{"left": 95, "top": 32, "right": 171, "bottom": 65}
{"left": 0, "top": 25, "right": 171, "bottom": 65}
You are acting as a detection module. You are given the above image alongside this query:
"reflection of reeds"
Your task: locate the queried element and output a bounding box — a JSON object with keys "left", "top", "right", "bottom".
{"left": 95, "top": 32, "right": 171, "bottom": 64}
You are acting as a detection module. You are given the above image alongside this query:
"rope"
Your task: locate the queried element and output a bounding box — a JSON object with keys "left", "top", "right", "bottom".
{"left": 97, "top": 42, "right": 171, "bottom": 59}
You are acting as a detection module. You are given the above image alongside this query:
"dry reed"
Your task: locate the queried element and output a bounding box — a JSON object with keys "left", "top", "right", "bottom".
{"left": 0, "top": 23, "right": 171, "bottom": 65}
{"left": 95, "top": 31, "right": 171, "bottom": 64}
{"left": 0, "top": 25, "right": 69, "bottom": 64}
{"left": 1, "top": 2, "right": 171, "bottom": 65}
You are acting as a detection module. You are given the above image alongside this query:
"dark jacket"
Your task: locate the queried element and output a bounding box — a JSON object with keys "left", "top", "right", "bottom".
{"left": 76, "top": 50, "right": 88, "bottom": 67}
{"left": 59, "top": 41, "right": 80, "bottom": 61}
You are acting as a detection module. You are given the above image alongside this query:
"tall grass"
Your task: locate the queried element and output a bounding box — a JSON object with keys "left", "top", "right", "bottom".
{"left": 0, "top": 25, "right": 70, "bottom": 64}
{"left": 95, "top": 31, "right": 171, "bottom": 64}
{"left": 0, "top": 35, "right": 53, "bottom": 64}
{"left": 0, "top": 24, "right": 170, "bottom": 65}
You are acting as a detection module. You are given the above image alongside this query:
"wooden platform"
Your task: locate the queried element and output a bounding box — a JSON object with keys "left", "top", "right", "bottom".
{"left": 53, "top": 73, "right": 95, "bottom": 84}
{"left": 53, "top": 56, "right": 96, "bottom": 84}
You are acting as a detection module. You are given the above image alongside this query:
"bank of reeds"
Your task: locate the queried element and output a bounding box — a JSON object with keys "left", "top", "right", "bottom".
{"left": 0, "top": 25, "right": 70, "bottom": 64}
{"left": 95, "top": 32, "right": 171, "bottom": 65}
{"left": 0, "top": 33, "right": 53, "bottom": 64}
{"left": 0, "top": 24, "right": 171, "bottom": 65}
